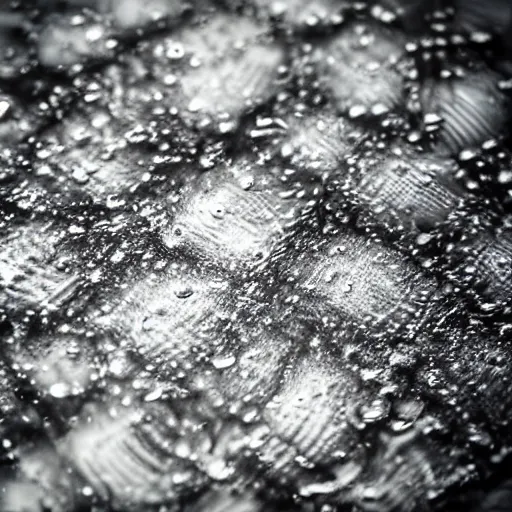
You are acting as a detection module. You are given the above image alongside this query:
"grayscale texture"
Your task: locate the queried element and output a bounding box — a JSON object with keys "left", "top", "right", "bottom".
{"left": 1, "top": 1, "right": 512, "bottom": 512}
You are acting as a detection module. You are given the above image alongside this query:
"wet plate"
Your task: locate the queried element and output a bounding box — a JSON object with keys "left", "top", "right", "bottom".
{"left": 1, "top": 1, "right": 512, "bottom": 512}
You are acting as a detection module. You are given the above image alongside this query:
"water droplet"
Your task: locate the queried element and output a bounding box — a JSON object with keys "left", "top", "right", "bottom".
{"left": 69, "top": 225, "right": 85, "bottom": 234}
{"left": 416, "top": 233, "right": 433, "bottom": 246}
{"left": 163, "top": 74, "right": 177, "bottom": 86}
{"left": 204, "top": 458, "right": 234, "bottom": 481}
{"left": 174, "top": 284, "right": 194, "bottom": 299}
{"left": 341, "top": 281, "right": 352, "bottom": 293}
{"left": 85, "top": 25, "right": 104, "bottom": 43}
{"left": 110, "top": 250, "right": 125, "bottom": 263}
{"left": 349, "top": 105, "right": 367, "bottom": 119}
{"left": 49, "top": 382, "right": 71, "bottom": 398}
{"left": 219, "top": 121, "right": 236, "bottom": 133}
{"left": 82, "top": 486, "right": 94, "bottom": 497}
{"left": 360, "top": 398, "right": 390, "bottom": 423}
{"left": 188, "top": 97, "right": 205, "bottom": 113}
{"left": 424, "top": 112, "right": 443, "bottom": 125}
{"left": 166, "top": 42, "right": 185, "bottom": 60}
{"left": 172, "top": 471, "right": 192, "bottom": 485}
{"left": 209, "top": 203, "right": 226, "bottom": 219}
{"left": 212, "top": 355, "right": 236, "bottom": 369}
{"left": 0, "top": 99, "right": 12, "bottom": 120}
{"left": 144, "top": 388, "right": 163, "bottom": 402}
{"left": 459, "top": 149, "right": 478, "bottom": 162}
{"left": 71, "top": 168, "right": 89, "bottom": 184}
{"left": 498, "top": 170, "right": 512, "bottom": 184}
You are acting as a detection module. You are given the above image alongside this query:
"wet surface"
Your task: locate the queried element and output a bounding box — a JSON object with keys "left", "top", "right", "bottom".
{"left": 1, "top": 0, "right": 512, "bottom": 511}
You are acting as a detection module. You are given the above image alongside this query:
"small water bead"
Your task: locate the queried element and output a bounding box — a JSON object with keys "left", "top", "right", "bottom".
{"left": 188, "top": 97, "right": 205, "bottom": 113}
{"left": 212, "top": 355, "right": 236, "bottom": 370}
{"left": 359, "top": 397, "right": 391, "bottom": 423}
{"left": 85, "top": 25, "right": 105, "bottom": 43}
{"left": 82, "top": 486, "right": 94, "bottom": 497}
{"left": 0, "top": 99, "right": 12, "bottom": 120}
{"left": 166, "top": 42, "right": 185, "bottom": 60}
{"left": 49, "top": 382, "right": 72, "bottom": 398}
{"left": 144, "top": 387, "right": 163, "bottom": 402}
{"left": 498, "top": 170, "right": 512, "bottom": 184}
{"left": 174, "top": 284, "right": 194, "bottom": 299}
{"left": 349, "top": 105, "right": 367, "bottom": 119}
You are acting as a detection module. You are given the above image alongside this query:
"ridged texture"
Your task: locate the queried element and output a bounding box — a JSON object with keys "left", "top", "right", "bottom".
{"left": 33, "top": 75, "right": 202, "bottom": 196}
{"left": 216, "top": 326, "right": 295, "bottom": 408}
{"left": 471, "top": 234, "right": 512, "bottom": 304}
{"left": 162, "top": 160, "right": 322, "bottom": 267}
{"left": 261, "top": 355, "right": 360, "bottom": 468}
{"left": 37, "top": 1, "right": 191, "bottom": 69}
{"left": 421, "top": 71, "right": 508, "bottom": 156}
{"left": 295, "top": 235, "right": 436, "bottom": 325}
{"left": 2, "top": 2, "right": 512, "bottom": 511}
{"left": 312, "top": 21, "right": 406, "bottom": 114}
{"left": 58, "top": 402, "right": 209, "bottom": 509}
{"left": 187, "top": 488, "right": 264, "bottom": 512}
{"left": 96, "top": 272, "right": 228, "bottom": 372}
{"left": 146, "top": 13, "right": 285, "bottom": 131}
{"left": 354, "top": 149, "right": 465, "bottom": 231}
{"left": 0, "top": 224, "right": 80, "bottom": 313}
{"left": 34, "top": 106, "right": 137, "bottom": 196}
{"left": 278, "top": 109, "right": 364, "bottom": 174}
{"left": 38, "top": 14, "right": 117, "bottom": 69}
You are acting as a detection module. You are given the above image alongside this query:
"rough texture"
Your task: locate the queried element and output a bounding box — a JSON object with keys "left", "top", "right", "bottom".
{"left": 1, "top": 1, "right": 512, "bottom": 512}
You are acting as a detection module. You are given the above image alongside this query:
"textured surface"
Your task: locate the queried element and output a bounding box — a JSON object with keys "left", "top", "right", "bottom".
{"left": 1, "top": 1, "right": 512, "bottom": 511}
